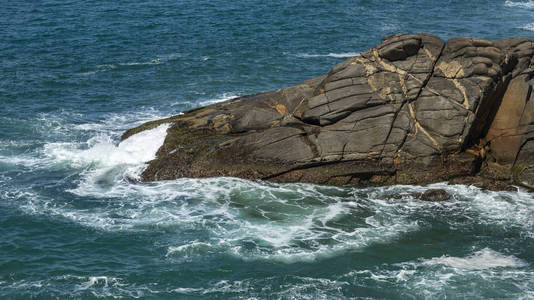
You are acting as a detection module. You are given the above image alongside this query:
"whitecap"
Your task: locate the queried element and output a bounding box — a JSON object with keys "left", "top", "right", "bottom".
{"left": 340, "top": 248, "right": 532, "bottom": 298}
{"left": 118, "top": 58, "right": 163, "bottom": 66}
{"left": 520, "top": 23, "right": 534, "bottom": 31}
{"left": 72, "top": 108, "right": 171, "bottom": 134}
{"left": 170, "top": 276, "right": 347, "bottom": 299}
{"left": 75, "top": 276, "right": 116, "bottom": 291}
{"left": 98, "top": 58, "right": 162, "bottom": 69}
{"left": 505, "top": 0, "right": 534, "bottom": 9}
{"left": 381, "top": 22, "right": 401, "bottom": 32}
{"left": 166, "top": 241, "right": 214, "bottom": 257}
{"left": 0, "top": 275, "right": 152, "bottom": 298}
{"left": 296, "top": 52, "right": 360, "bottom": 58}
{"left": 0, "top": 154, "right": 43, "bottom": 168}
{"left": 80, "top": 53, "right": 181, "bottom": 75}
{"left": 198, "top": 93, "right": 240, "bottom": 106}
{"left": 45, "top": 123, "right": 169, "bottom": 169}
{"left": 170, "top": 92, "right": 242, "bottom": 108}
{"left": 422, "top": 248, "right": 528, "bottom": 270}
{"left": 0, "top": 139, "right": 40, "bottom": 150}
{"left": 0, "top": 109, "right": 172, "bottom": 174}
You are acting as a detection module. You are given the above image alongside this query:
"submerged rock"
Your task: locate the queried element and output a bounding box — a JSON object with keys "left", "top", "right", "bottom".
{"left": 123, "top": 33, "right": 534, "bottom": 190}
{"left": 418, "top": 189, "right": 451, "bottom": 202}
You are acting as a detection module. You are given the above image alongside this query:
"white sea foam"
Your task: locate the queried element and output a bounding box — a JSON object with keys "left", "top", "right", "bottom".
{"left": 198, "top": 92, "right": 240, "bottom": 106}
{"left": 119, "top": 59, "right": 163, "bottom": 66}
{"left": 34, "top": 111, "right": 80, "bottom": 139}
{"left": 70, "top": 178, "right": 422, "bottom": 262}
{"left": 169, "top": 92, "right": 241, "bottom": 109}
{"left": 170, "top": 276, "right": 348, "bottom": 299}
{"left": 79, "top": 53, "right": 182, "bottom": 75}
{"left": 521, "top": 23, "right": 534, "bottom": 31}
{"left": 0, "top": 275, "right": 151, "bottom": 298}
{"left": 7, "top": 181, "right": 534, "bottom": 299}
{"left": 45, "top": 123, "right": 169, "bottom": 169}
{"left": 422, "top": 248, "right": 527, "bottom": 270}
{"left": 0, "top": 154, "right": 43, "bottom": 168}
{"left": 12, "top": 177, "right": 534, "bottom": 265}
{"left": 505, "top": 0, "right": 534, "bottom": 9}
{"left": 0, "top": 109, "right": 172, "bottom": 173}
{"left": 72, "top": 108, "right": 171, "bottom": 134}
{"left": 166, "top": 241, "right": 214, "bottom": 258}
{"left": 0, "top": 174, "right": 11, "bottom": 185}
{"left": 340, "top": 247, "right": 532, "bottom": 298}
{"left": 296, "top": 52, "right": 360, "bottom": 58}
{"left": 380, "top": 22, "right": 401, "bottom": 32}
{"left": 75, "top": 276, "right": 116, "bottom": 290}
{"left": 0, "top": 139, "right": 39, "bottom": 150}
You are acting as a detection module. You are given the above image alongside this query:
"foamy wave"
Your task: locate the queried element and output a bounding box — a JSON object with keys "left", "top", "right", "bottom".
{"left": 422, "top": 248, "right": 527, "bottom": 270}
{"left": 170, "top": 92, "right": 241, "bottom": 108}
{"left": 72, "top": 109, "right": 171, "bottom": 134}
{"left": 79, "top": 53, "right": 182, "bottom": 75}
{"left": 45, "top": 123, "right": 169, "bottom": 168}
{"left": 13, "top": 179, "right": 534, "bottom": 264}
{"left": 9, "top": 148, "right": 534, "bottom": 266}
{"left": 505, "top": 0, "right": 534, "bottom": 9}
{"left": 170, "top": 276, "right": 347, "bottom": 299}
{"left": 198, "top": 93, "right": 240, "bottom": 106}
{"left": 521, "top": 23, "right": 534, "bottom": 31}
{"left": 0, "top": 275, "right": 150, "bottom": 298}
{"left": 7, "top": 181, "right": 534, "bottom": 300}
{"left": 0, "top": 154, "right": 43, "bottom": 168}
{"left": 166, "top": 241, "right": 214, "bottom": 258}
{"left": 0, "top": 272, "right": 349, "bottom": 298}
{"left": 0, "top": 174, "right": 11, "bottom": 185}
{"left": 0, "top": 140, "right": 39, "bottom": 150}
{"left": 20, "top": 177, "right": 421, "bottom": 262}
{"left": 296, "top": 52, "right": 360, "bottom": 58}
{"left": 0, "top": 109, "right": 172, "bottom": 173}
{"left": 340, "top": 248, "right": 532, "bottom": 298}
{"left": 381, "top": 22, "right": 401, "bottom": 32}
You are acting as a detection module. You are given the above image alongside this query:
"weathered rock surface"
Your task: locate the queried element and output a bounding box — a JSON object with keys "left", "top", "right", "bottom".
{"left": 123, "top": 33, "right": 534, "bottom": 190}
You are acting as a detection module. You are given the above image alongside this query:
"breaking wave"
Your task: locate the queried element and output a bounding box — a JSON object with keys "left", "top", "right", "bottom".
{"left": 296, "top": 52, "right": 361, "bottom": 58}
{"left": 421, "top": 248, "right": 527, "bottom": 270}
{"left": 13, "top": 175, "right": 534, "bottom": 266}
{"left": 198, "top": 92, "right": 240, "bottom": 106}
{"left": 521, "top": 23, "right": 534, "bottom": 31}
{"left": 505, "top": 0, "right": 534, "bottom": 9}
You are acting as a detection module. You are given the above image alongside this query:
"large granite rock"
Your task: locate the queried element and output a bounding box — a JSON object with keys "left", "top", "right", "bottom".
{"left": 122, "top": 33, "right": 534, "bottom": 190}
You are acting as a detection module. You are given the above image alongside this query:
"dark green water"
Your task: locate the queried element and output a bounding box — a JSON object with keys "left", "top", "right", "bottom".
{"left": 1, "top": 0, "right": 533, "bottom": 298}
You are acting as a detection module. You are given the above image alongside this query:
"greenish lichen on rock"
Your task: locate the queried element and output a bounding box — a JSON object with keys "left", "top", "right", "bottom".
{"left": 123, "top": 33, "right": 534, "bottom": 190}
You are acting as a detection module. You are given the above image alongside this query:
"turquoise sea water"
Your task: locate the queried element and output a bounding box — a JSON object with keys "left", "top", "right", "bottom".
{"left": 1, "top": 0, "right": 534, "bottom": 298}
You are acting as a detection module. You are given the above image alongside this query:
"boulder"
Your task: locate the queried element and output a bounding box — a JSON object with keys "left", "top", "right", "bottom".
{"left": 122, "top": 33, "right": 534, "bottom": 190}
{"left": 418, "top": 189, "right": 451, "bottom": 202}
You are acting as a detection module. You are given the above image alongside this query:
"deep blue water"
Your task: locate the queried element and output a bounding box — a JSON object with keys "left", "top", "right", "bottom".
{"left": 1, "top": 0, "right": 534, "bottom": 299}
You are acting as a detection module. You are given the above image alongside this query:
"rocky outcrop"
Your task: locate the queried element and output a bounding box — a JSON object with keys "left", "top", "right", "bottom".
{"left": 122, "top": 33, "right": 534, "bottom": 190}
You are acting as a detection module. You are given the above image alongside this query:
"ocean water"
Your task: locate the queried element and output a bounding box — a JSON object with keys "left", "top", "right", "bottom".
{"left": 1, "top": 0, "right": 534, "bottom": 298}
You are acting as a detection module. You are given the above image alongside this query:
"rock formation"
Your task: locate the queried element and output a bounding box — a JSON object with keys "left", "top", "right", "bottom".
{"left": 122, "top": 33, "right": 534, "bottom": 190}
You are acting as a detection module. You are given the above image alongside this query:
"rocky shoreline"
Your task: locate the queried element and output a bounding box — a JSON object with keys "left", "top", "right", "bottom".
{"left": 123, "top": 33, "right": 534, "bottom": 191}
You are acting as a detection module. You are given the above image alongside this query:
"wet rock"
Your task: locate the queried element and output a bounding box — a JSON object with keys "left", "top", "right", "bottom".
{"left": 418, "top": 189, "right": 451, "bottom": 202}
{"left": 123, "top": 33, "right": 534, "bottom": 190}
